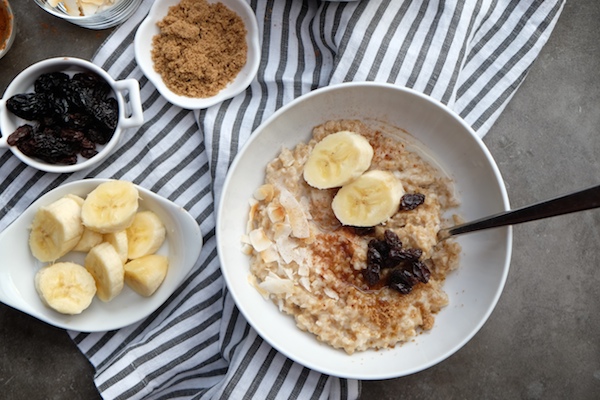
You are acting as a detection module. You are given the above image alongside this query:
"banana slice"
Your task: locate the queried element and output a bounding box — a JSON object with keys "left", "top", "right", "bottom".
{"left": 81, "top": 180, "right": 139, "bottom": 234}
{"left": 29, "top": 196, "right": 84, "bottom": 262}
{"left": 35, "top": 262, "right": 96, "bottom": 315}
{"left": 84, "top": 242, "right": 124, "bottom": 302}
{"left": 124, "top": 255, "right": 169, "bottom": 297}
{"left": 72, "top": 228, "right": 104, "bottom": 252}
{"left": 303, "top": 131, "right": 374, "bottom": 189}
{"left": 104, "top": 230, "right": 128, "bottom": 264}
{"left": 126, "top": 211, "right": 166, "bottom": 259}
{"left": 332, "top": 170, "right": 404, "bottom": 227}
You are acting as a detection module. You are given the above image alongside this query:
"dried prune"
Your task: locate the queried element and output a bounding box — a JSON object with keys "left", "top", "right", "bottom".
{"left": 72, "top": 72, "right": 111, "bottom": 99}
{"left": 92, "top": 97, "right": 118, "bottom": 132}
{"left": 6, "top": 93, "right": 49, "bottom": 120}
{"left": 400, "top": 193, "right": 426, "bottom": 211}
{"left": 7, "top": 125, "right": 33, "bottom": 146}
{"left": 34, "top": 72, "right": 70, "bottom": 95}
{"left": 5, "top": 70, "right": 118, "bottom": 165}
{"left": 65, "top": 113, "right": 93, "bottom": 130}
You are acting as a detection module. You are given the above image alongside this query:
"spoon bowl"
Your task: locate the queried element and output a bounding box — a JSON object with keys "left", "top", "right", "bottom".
{"left": 0, "top": 179, "right": 202, "bottom": 332}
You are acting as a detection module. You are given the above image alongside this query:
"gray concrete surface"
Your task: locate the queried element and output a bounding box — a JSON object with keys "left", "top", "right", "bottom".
{"left": 1, "top": 1, "right": 599, "bottom": 399}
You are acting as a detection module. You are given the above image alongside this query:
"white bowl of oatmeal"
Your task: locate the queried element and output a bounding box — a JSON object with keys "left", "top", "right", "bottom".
{"left": 216, "top": 82, "right": 511, "bottom": 379}
{"left": 134, "top": 0, "right": 260, "bottom": 110}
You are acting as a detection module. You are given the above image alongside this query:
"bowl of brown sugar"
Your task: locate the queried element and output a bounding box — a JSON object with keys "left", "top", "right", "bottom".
{"left": 134, "top": 0, "right": 260, "bottom": 110}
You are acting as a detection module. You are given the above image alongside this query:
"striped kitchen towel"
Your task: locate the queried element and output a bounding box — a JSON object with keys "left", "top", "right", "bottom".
{"left": 0, "top": 0, "right": 564, "bottom": 398}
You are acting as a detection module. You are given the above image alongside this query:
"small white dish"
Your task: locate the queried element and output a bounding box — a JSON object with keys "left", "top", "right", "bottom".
{"left": 134, "top": 0, "right": 260, "bottom": 110}
{"left": 0, "top": 57, "right": 144, "bottom": 173}
{"left": 0, "top": 179, "right": 202, "bottom": 332}
{"left": 217, "top": 82, "right": 512, "bottom": 379}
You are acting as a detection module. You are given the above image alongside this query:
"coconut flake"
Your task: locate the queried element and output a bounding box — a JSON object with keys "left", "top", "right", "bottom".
{"left": 279, "top": 189, "right": 310, "bottom": 238}
{"left": 249, "top": 228, "right": 272, "bottom": 252}
{"left": 259, "top": 272, "right": 295, "bottom": 294}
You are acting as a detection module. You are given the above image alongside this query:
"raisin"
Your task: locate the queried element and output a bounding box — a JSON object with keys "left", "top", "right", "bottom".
{"left": 412, "top": 261, "right": 431, "bottom": 283}
{"left": 368, "top": 238, "right": 389, "bottom": 257}
{"left": 384, "top": 230, "right": 402, "bottom": 250}
{"left": 7, "top": 125, "right": 34, "bottom": 146}
{"left": 362, "top": 264, "right": 381, "bottom": 286}
{"left": 367, "top": 246, "right": 383, "bottom": 268}
{"left": 398, "top": 248, "right": 423, "bottom": 262}
{"left": 389, "top": 269, "right": 418, "bottom": 294}
{"left": 400, "top": 193, "right": 426, "bottom": 211}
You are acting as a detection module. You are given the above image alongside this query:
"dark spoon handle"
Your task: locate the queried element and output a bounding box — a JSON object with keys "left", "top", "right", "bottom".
{"left": 438, "top": 184, "right": 600, "bottom": 239}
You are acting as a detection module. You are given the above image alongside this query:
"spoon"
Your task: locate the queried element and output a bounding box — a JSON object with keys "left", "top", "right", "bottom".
{"left": 438, "top": 184, "right": 600, "bottom": 241}
{"left": 0, "top": 179, "right": 202, "bottom": 332}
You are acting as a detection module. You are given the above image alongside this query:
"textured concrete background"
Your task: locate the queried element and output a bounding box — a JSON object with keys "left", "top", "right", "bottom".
{"left": 1, "top": 1, "right": 599, "bottom": 399}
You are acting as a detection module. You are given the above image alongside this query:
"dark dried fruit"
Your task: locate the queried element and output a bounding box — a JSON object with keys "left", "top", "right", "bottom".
{"left": 362, "top": 264, "right": 381, "bottom": 286}
{"left": 361, "top": 228, "right": 430, "bottom": 294}
{"left": 34, "top": 72, "right": 70, "bottom": 95}
{"left": 388, "top": 269, "right": 418, "bottom": 294}
{"left": 6, "top": 93, "right": 49, "bottom": 120}
{"left": 398, "top": 248, "right": 423, "bottom": 262}
{"left": 7, "top": 125, "right": 33, "bottom": 146}
{"left": 384, "top": 230, "right": 402, "bottom": 250}
{"left": 411, "top": 261, "right": 431, "bottom": 284}
{"left": 352, "top": 226, "right": 376, "bottom": 236}
{"left": 5, "top": 71, "right": 118, "bottom": 165}
{"left": 400, "top": 193, "right": 426, "bottom": 211}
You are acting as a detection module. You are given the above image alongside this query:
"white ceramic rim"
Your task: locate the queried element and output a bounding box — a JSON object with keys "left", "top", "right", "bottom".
{"left": 217, "top": 81, "right": 512, "bottom": 379}
{"left": 0, "top": 57, "right": 142, "bottom": 173}
{"left": 134, "top": 0, "right": 261, "bottom": 110}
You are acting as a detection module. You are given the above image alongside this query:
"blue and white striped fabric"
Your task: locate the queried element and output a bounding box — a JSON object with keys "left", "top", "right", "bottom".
{"left": 0, "top": 0, "right": 564, "bottom": 398}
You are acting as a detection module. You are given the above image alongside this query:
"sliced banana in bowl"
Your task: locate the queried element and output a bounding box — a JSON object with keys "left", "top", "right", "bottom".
{"left": 0, "top": 178, "right": 202, "bottom": 332}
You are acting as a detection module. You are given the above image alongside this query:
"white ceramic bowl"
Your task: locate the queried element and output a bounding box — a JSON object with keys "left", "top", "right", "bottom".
{"left": 0, "top": 178, "right": 202, "bottom": 332}
{"left": 34, "top": 0, "right": 142, "bottom": 29}
{"left": 134, "top": 0, "right": 260, "bottom": 110}
{"left": 217, "top": 82, "right": 512, "bottom": 379}
{"left": 0, "top": 57, "right": 144, "bottom": 173}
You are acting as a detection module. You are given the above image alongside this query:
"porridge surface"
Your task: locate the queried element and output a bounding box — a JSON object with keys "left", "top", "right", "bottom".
{"left": 244, "top": 120, "right": 461, "bottom": 354}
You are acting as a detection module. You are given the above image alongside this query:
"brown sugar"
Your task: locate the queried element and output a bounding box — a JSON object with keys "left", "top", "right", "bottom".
{"left": 151, "top": 0, "right": 248, "bottom": 98}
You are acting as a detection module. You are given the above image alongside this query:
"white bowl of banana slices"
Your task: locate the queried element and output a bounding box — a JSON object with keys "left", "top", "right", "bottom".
{"left": 0, "top": 179, "right": 202, "bottom": 332}
{"left": 217, "top": 82, "right": 511, "bottom": 379}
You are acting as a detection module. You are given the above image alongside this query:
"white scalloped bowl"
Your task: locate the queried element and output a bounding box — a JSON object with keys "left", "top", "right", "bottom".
{"left": 217, "top": 82, "right": 512, "bottom": 379}
{"left": 134, "top": 0, "right": 260, "bottom": 110}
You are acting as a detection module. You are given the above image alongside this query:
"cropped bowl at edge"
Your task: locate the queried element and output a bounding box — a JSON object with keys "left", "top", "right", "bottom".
{"left": 216, "top": 82, "right": 512, "bottom": 379}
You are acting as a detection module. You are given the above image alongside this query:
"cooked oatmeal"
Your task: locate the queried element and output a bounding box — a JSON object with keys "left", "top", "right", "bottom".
{"left": 243, "top": 120, "right": 461, "bottom": 354}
